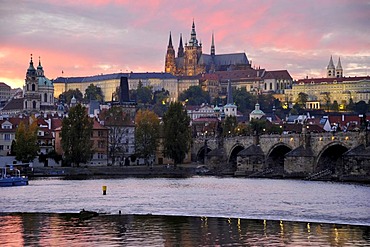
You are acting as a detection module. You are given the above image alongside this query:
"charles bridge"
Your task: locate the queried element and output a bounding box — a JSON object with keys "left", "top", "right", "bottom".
{"left": 191, "top": 127, "right": 370, "bottom": 182}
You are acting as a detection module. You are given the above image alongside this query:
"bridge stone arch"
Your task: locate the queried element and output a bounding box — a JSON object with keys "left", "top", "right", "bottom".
{"left": 196, "top": 146, "right": 213, "bottom": 164}
{"left": 265, "top": 143, "right": 293, "bottom": 175}
{"left": 228, "top": 144, "right": 245, "bottom": 170}
{"left": 315, "top": 142, "right": 350, "bottom": 174}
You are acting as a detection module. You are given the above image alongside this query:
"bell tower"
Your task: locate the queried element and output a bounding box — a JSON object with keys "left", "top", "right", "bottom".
{"left": 327, "top": 55, "right": 336, "bottom": 78}
{"left": 24, "top": 54, "right": 41, "bottom": 111}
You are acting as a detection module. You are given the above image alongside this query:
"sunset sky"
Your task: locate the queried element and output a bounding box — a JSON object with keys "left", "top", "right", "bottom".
{"left": 1, "top": 0, "right": 369, "bottom": 89}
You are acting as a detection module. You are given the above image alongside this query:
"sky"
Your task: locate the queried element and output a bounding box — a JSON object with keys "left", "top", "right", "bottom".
{"left": 1, "top": 0, "right": 369, "bottom": 89}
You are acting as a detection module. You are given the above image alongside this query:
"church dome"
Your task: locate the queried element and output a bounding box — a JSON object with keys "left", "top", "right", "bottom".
{"left": 250, "top": 103, "right": 265, "bottom": 120}
{"left": 38, "top": 77, "right": 53, "bottom": 87}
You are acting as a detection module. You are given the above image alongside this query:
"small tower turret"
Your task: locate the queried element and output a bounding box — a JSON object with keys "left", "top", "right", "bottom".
{"left": 327, "top": 55, "right": 335, "bottom": 78}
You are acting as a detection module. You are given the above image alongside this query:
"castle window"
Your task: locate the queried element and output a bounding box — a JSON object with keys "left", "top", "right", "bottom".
{"left": 32, "top": 101, "right": 36, "bottom": 109}
{"left": 25, "top": 101, "right": 27, "bottom": 108}
{"left": 32, "top": 84, "right": 35, "bottom": 91}
{"left": 44, "top": 93, "right": 47, "bottom": 102}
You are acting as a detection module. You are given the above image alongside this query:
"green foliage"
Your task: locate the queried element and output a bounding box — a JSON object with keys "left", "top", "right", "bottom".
{"left": 84, "top": 84, "right": 104, "bottom": 103}
{"left": 179, "top": 85, "right": 210, "bottom": 105}
{"left": 135, "top": 109, "right": 160, "bottom": 165}
{"left": 222, "top": 116, "right": 237, "bottom": 136}
{"left": 233, "top": 87, "right": 256, "bottom": 113}
{"left": 59, "top": 88, "right": 83, "bottom": 105}
{"left": 162, "top": 102, "right": 191, "bottom": 165}
{"left": 14, "top": 117, "right": 39, "bottom": 163}
{"left": 249, "top": 118, "right": 267, "bottom": 134}
{"left": 331, "top": 100, "right": 339, "bottom": 111}
{"left": 136, "top": 86, "right": 153, "bottom": 104}
{"left": 258, "top": 94, "right": 277, "bottom": 112}
{"left": 355, "top": 100, "right": 368, "bottom": 114}
{"left": 295, "top": 92, "right": 308, "bottom": 108}
{"left": 61, "top": 104, "right": 93, "bottom": 166}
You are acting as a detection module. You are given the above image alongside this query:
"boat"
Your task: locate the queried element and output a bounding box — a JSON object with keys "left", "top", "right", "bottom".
{"left": 0, "top": 166, "right": 29, "bottom": 187}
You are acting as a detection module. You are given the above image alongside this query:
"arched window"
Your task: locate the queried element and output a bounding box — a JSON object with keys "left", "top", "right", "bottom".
{"left": 33, "top": 101, "right": 36, "bottom": 109}
{"left": 25, "top": 101, "right": 27, "bottom": 109}
{"left": 44, "top": 93, "right": 47, "bottom": 102}
{"left": 32, "top": 84, "right": 35, "bottom": 91}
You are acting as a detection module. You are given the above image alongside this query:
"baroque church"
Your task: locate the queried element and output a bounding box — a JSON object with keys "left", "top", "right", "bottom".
{"left": 23, "top": 54, "right": 54, "bottom": 112}
{"left": 165, "top": 21, "right": 251, "bottom": 76}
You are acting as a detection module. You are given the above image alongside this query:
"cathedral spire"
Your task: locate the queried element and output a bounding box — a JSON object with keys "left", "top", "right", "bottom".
{"left": 178, "top": 33, "right": 184, "bottom": 57}
{"left": 168, "top": 31, "right": 173, "bottom": 48}
{"left": 189, "top": 19, "right": 198, "bottom": 46}
{"left": 211, "top": 32, "right": 215, "bottom": 56}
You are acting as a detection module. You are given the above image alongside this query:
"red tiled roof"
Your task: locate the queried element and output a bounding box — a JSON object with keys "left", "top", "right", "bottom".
{"left": 296, "top": 76, "right": 369, "bottom": 85}
{"left": 215, "top": 69, "right": 261, "bottom": 80}
{"left": 263, "top": 70, "right": 292, "bottom": 80}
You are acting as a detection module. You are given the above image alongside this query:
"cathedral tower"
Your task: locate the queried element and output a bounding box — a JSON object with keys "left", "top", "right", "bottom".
{"left": 178, "top": 33, "right": 184, "bottom": 58}
{"left": 165, "top": 32, "right": 176, "bottom": 74}
{"left": 184, "top": 20, "right": 202, "bottom": 76}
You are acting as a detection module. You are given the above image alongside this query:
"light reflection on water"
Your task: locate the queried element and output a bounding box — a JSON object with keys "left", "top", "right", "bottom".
{"left": 0, "top": 177, "right": 370, "bottom": 245}
{"left": 0, "top": 213, "right": 369, "bottom": 247}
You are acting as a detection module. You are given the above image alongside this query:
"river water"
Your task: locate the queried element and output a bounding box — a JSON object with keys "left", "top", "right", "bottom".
{"left": 1, "top": 177, "right": 369, "bottom": 246}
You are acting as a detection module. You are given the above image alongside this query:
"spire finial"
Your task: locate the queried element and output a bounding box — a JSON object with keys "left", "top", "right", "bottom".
{"left": 211, "top": 32, "right": 215, "bottom": 56}
{"left": 168, "top": 31, "right": 173, "bottom": 48}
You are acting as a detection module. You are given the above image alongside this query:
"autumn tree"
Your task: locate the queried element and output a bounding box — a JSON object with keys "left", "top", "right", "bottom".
{"left": 61, "top": 104, "right": 93, "bottom": 166}
{"left": 162, "top": 102, "right": 191, "bottom": 165}
{"left": 135, "top": 109, "right": 160, "bottom": 166}
{"left": 14, "top": 116, "right": 39, "bottom": 163}
{"left": 100, "top": 106, "right": 132, "bottom": 165}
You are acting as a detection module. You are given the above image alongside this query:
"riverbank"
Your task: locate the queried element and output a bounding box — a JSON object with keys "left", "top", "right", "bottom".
{"left": 30, "top": 165, "right": 370, "bottom": 183}
{"left": 31, "top": 164, "right": 199, "bottom": 178}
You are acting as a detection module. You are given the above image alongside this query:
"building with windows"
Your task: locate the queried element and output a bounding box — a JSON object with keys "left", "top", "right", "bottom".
{"left": 285, "top": 57, "right": 370, "bottom": 109}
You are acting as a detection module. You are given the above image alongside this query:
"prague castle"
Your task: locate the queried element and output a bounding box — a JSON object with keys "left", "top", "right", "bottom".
{"left": 165, "top": 21, "right": 251, "bottom": 76}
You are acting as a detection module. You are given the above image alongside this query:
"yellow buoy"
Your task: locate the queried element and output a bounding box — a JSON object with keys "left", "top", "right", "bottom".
{"left": 102, "top": 185, "right": 107, "bottom": 195}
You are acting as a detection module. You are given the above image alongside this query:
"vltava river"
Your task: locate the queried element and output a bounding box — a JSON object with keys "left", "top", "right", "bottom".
{"left": 1, "top": 177, "right": 369, "bottom": 246}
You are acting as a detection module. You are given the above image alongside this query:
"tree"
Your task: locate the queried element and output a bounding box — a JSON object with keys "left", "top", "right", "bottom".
{"left": 355, "top": 100, "right": 368, "bottom": 114}
{"left": 163, "top": 102, "right": 191, "bottom": 165}
{"left": 295, "top": 92, "right": 308, "bottom": 109}
{"left": 100, "top": 106, "right": 131, "bottom": 165}
{"left": 59, "top": 88, "right": 83, "bottom": 105}
{"left": 222, "top": 116, "right": 237, "bottom": 136}
{"left": 84, "top": 84, "right": 104, "bottom": 103}
{"left": 179, "top": 85, "right": 210, "bottom": 105}
{"left": 233, "top": 87, "right": 256, "bottom": 114}
{"left": 14, "top": 116, "right": 39, "bottom": 163}
{"left": 250, "top": 118, "right": 267, "bottom": 135}
{"left": 331, "top": 100, "right": 339, "bottom": 111}
{"left": 322, "top": 92, "right": 331, "bottom": 111}
{"left": 135, "top": 109, "right": 160, "bottom": 166}
{"left": 61, "top": 104, "right": 93, "bottom": 166}
{"left": 135, "top": 81, "right": 153, "bottom": 105}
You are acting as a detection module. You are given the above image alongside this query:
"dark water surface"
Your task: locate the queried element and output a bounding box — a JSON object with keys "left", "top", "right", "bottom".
{"left": 0, "top": 177, "right": 369, "bottom": 246}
